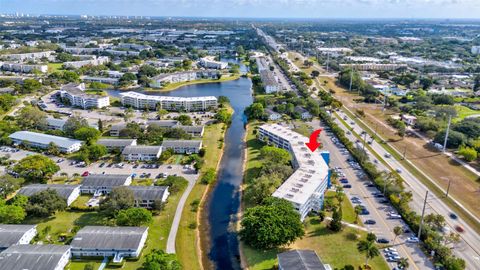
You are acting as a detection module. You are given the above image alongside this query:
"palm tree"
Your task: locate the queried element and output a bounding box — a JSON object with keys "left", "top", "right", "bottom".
{"left": 354, "top": 205, "right": 363, "bottom": 224}
{"left": 398, "top": 257, "right": 409, "bottom": 269}
{"left": 357, "top": 239, "right": 380, "bottom": 267}
{"left": 393, "top": 226, "right": 404, "bottom": 243}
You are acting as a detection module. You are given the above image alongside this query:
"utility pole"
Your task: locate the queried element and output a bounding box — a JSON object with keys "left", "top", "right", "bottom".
{"left": 446, "top": 179, "right": 451, "bottom": 198}
{"left": 349, "top": 65, "right": 353, "bottom": 92}
{"left": 402, "top": 145, "right": 407, "bottom": 160}
{"left": 382, "top": 93, "right": 387, "bottom": 112}
{"left": 326, "top": 52, "right": 330, "bottom": 73}
{"left": 443, "top": 115, "right": 452, "bottom": 153}
{"left": 418, "top": 191, "right": 429, "bottom": 240}
{"left": 362, "top": 132, "right": 368, "bottom": 154}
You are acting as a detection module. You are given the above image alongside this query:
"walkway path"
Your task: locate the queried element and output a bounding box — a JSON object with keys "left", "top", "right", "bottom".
{"left": 324, "top": 216, "right": 368, "bottom": 232}
{"left": 166, "top": 175, "right": 197, "bottom": 254}
{"left": 97, "top": 257, "right": 108, "bottom": 270}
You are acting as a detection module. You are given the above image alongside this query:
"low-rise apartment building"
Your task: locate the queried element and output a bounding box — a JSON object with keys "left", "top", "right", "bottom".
{"left": 149, "top": 70, "right": 219, "bottom": 88}
{"left": 1, "top": 63, "right": 48, "bottom": 73}
{"left": 63, "top": 56, "right": 110, "bottom": 69}
{"left": 199, "top": 56, "right": 228, "bottom": 69}
{"left": 127, "top": 186, "right": 170, "bottom": 208}
{"left": 120, "top": 91, "right": 217, "bottom": 111}
{"left": 0, "top": 245, "right": 71, "bottom": 270}
{"left": 17, "top": 184, "right": 81, "bottom": 206}
{"left": 97, "top": 138, "right": 137, "bottom": 151}
{"left": 122, "top": 145, "right": 162, "bottom": 161}
{"left": 258, "top": 124, "right": 329, "bottom": 220}
{"left": 0, "top": 225, "right": 37, "bottom": 250}
{"left": 162, "top": 140, "right": 202, "bottom": 154}
{"left": 80, "top": 174, "right": 132, "bottom": 195}
{"left": 70, "top": 226, "right": 147, "bottom": 263}
{"left": 9, "top": 131, "right": 83, "bottom": 153}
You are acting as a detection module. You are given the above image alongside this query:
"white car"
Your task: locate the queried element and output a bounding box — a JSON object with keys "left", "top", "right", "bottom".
{"left": 384, "top": 247, "right": 397, "bottom": 252}
{"left": 407, "top": 236, "right": 419, "bottom": 243}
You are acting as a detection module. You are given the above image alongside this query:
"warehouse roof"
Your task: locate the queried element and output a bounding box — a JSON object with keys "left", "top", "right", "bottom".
{"left": 0, "top": 244, "right": 70, "bottom": 270}
{"left": 278, "top": 250, "right": 327, "bottom": 270}
{"left": 8, "top": 131, "right": 82, "bottom": 149}
{"left": 0, "top": 224, "right": 36, "bottom": 249}
{"left": 81, "top": 174, "right": 131, "bottom": 187}
{"left": 71, "top": 226, "right": 148, "bottom": 251}
{"left": 18, "top": 184, "right": 80, "bottom": 200}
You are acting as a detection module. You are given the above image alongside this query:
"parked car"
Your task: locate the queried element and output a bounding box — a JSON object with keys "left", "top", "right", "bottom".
{"left": 364, "top": 220, "right": 376, "bottom": 225}
{"left": 377, "top": 238, "right": 390, "bottom": 244}
{"left": 455, "top": 226, "right": 465, "bottom": 233}
{"left": 449, "top": 213, "right": 458, "bottom": 220}
{"left": 342, "top": 184, "right": 352, "bottom": 188}
{"left": 81, "top": 171, "right": 89, "bottom": 177}
{"left": 406, "top": 236, "right": 419, "bottom": 243}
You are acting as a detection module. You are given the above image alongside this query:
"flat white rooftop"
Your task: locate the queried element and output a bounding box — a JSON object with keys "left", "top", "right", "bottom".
{"left": 259, "top": 124, "right": 329, "bottom": 206}
{"left": 120, "top": 91, "right": 217, "bottom": 102}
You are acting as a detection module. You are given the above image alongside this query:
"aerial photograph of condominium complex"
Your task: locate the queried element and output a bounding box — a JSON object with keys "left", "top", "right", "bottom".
{"left": 0, "top": 0, "right": 479, "bottom": 269}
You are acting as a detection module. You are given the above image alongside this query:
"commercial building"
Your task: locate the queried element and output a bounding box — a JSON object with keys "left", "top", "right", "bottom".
{"left": 122, "top": 145, "right": 162, "bottom": 161}
{"left": 97, "top": 138, "right": 137, "bottom": 151}
{"left": 80, "top": 174, "right": 132, "bottom": 195}
{"left": 127, "top": 186, "right": 170, "bottom": 208}
{"left": 9, "top": 131, "right": 83, "bottom": 153}
{"left": 63, "top": 56, "right": 110, "bottom": 69}
{"left": 0, "top": 225, "right": 37, "bottom": 250}
{"left": 17, "top": 184, "right": 81, "bottom": 206}
{"left": 199, "top": 56, "right": 228, "bottom": 69}
{"left": 70, "top": 226, "right": 148, "bottom": 262}
{"left": 149, "top": 70, "right": 219, "bottom": 88}
{"left": 120, "top": 91, "right": 217, "bottom": 111}
{"left": 0, "top": 244, "right": 71, "bottom": 270}
{"left": 59, "top": 83, "right": 110, "bottom": 109}
{"left": 278, "top": 249, "right": 330, "bottom": 270}
{"left": 162, "top": 140, "right": 202, "bottom": 154}
{"left": 1, "top": 63, "right": 48, "bottom": 73}
{"left": 258, "top": 124, "right": 329, "bottom": 220}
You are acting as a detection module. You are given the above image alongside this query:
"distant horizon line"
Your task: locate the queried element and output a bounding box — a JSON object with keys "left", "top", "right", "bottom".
{"left": 2, "top": 13, "right": 480, "bottom": 22}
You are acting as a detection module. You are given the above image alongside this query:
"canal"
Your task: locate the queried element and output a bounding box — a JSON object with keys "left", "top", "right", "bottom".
{"left": 109, "top": 72, "right": 253, "bottom": 269}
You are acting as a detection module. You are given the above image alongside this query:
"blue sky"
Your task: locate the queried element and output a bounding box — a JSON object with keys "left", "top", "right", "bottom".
{"left": 1, "top": 0, "right": 479, "bottom": 19}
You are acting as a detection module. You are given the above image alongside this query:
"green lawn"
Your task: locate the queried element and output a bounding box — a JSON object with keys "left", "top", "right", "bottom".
{"left": 325, "top": 190, "right": 360, "bottom": 224}
{"left": 243, "top": 217, "right": 389, "bottom": 270}
{"left": 47, "top": 63, "right": 63, "bottom": 73}
{"left": 244, "top": 121, "right": 265, "bottom": 185}
{"left": 454, "top": 105, "right": 480, "bottom": 122}
{"left": 293, "top": 120, "right": 314, "bottom": 137}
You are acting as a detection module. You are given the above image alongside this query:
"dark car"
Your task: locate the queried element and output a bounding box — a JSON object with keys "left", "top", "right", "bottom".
{"left": 360, "top": 209, "right": 370, "bottom": 215}
{"left": 343, "top": 184, "right": 352, "bottom": 188}
{"left": 379, "top": 199, "right": 389, "bottom": 204}
{"left": 366, "top": 183, "right": 375, "bottom": 187}
{"left": 449, "top": 213, "right": 458, "bottom": 220}
{"left": 133, "top": 164, "right": 139, "bottom": 169}
{"left": 373, "top": 194, "right": 385, "bottom": 198}
{"left": 340, "top": 179, "right": 349, "bottom": 184}
{"left": 99, "top": 163, "right": 105, "bottom": 168}
{"left": 365, "top": 220, "right": 376, "bottom": 225}
{"left": 377, "top": 238, "right": 390, "bottom": 244}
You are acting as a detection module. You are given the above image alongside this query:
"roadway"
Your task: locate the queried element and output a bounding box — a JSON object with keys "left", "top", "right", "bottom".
{"left": 303, "top": 120, "right": 433, "bottom": 270}
{"left": 333, "top": 111, "right": 480, "bottom": 269}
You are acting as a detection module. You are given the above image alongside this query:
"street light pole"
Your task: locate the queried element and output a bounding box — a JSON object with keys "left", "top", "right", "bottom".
{"left": 402, "top": 145, "right": 407, "bottom": 160}
{"left": 418, "top": 191, "right": 429, "bottom": 240}
{"left": 446, "top": 180, "right": 451, "bottom": 198}
{"left": 443, "top": 115, "right": 452, "bottom": 153}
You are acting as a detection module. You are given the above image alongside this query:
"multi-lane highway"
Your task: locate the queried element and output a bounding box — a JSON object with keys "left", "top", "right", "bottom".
{"left": 305, "top": 120, "right": 433, "bottom": 270}
{"left": 332, "top": 111, "right": 480, "bottom": 269}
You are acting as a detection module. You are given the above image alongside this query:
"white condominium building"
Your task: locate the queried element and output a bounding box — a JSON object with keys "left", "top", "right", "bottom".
{"left": 0, "top": 51, "right": 55, "bottom": 61}
{"left": 150, "top": 70, "right": 219, "bottom": 88}
{"left": 199, "top": 56, "right": 228, "bottom": 69}
{"left": 120, "top": 91, "right": 217, "bottom": 111}
{"left": 60, "top": 83, "right": 110, "bottom": 109}
{"left": 63, "top": 56, "right": 110, "bottom": 69}
{"left": 258, "top": 124, "right": 329, "bottom": 220}
{"left": 1, "top": 63, "right": 48, "bottom": 73}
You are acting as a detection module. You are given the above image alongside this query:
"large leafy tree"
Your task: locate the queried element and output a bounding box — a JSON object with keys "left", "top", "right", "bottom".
{"left": 240, "top": 197, "right": 304, "bottom": 250}
{"left": 142, "top": 249, "right": 181, "bottom": 270}
{"left": 100, "top": 186, "right": 134, "bottom": 216}
{"left": 0, "top": 198, "right": 26, "bottom": 224}
{"left": 116, "top": 208, "right": 153, "bottom": 226}
{"left": 0, "top": 175, "right": 24, "bottom": 198}
{"left": 63, "top": 116, "right": 89, "bottom": 136}
{"left": 74, "top": 127, "right": 101, "bottom": 143}
{"left": 13, "top": 155, "right": 60, "bottom": 183}
{"left": 260, "top": 146, "right": 290, "bottom": 165}
{"left": 25, "top": 189, "right": 67, "bottom": 217}
{"left": 17, "top": 106, "right": 47, "bottom": 130}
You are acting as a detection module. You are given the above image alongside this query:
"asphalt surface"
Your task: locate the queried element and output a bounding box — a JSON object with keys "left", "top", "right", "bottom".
{"left": 332, "top": 111, "right": 480, "bottom": 269}
{"left": 304, "top": 120, "right": 433, "bottom": 270}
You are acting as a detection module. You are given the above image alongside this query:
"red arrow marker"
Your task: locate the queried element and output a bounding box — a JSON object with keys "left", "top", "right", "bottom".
{"left": 305, "top": 129, "right": 323, "bottom": 152}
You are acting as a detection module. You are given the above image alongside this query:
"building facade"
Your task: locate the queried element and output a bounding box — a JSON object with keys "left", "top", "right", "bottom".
{"left": 120, "top": 91, "right": 217, "bottom": 111}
